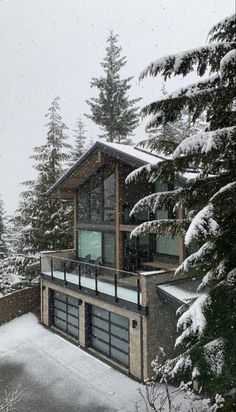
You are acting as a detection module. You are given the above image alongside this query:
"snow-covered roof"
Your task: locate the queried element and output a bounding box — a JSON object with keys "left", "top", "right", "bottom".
{"left": 158, "top": 283, "right": 201, "bottom": 304}
{"left": 102, "top": 141, "right": 165, "bottom": 165}
{"left": 47, "top": 140, "right": 164, "bottom": 197}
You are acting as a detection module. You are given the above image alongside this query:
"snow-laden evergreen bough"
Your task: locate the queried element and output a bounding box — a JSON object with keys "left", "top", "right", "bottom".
{"left": 128, "top": 15, "right": 236, "bottom": 393}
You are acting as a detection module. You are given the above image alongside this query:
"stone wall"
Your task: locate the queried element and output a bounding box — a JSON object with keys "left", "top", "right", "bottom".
{"left": 0, "top": 286, "right": 40, "bottom": 326}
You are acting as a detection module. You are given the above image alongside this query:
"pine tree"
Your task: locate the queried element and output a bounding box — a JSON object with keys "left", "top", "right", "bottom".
{"left": 69, "top": 117, "right": 87, "bottom": 166}
{"left": 143, "top": 84, "right": 207, "bottom": 155}
{"left": 17, "top": 97, "right": 73, "bottom": 253}
{"left": 128, "top": 15, "right": 236, "bottom": 393}
{"left": 86, "top": 31, "right": 141, "bottom": 143}
{"left": 0, "top": 199, "right": 8, "bottom": 259}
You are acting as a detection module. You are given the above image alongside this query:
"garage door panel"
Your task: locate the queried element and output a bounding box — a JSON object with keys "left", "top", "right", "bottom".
{"left": 90, "top": 305, "right": 129, "bottom": 367}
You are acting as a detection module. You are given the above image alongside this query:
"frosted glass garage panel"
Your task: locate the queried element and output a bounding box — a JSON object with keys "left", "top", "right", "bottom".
{"left": 78, "top": 230, "right": 102, "bottom": 260}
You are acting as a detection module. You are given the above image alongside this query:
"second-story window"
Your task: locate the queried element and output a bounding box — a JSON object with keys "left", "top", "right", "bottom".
{"left": 77, "top": 166, "right": 115, "bottom": 224}
{"left": 91, "top": 174, "right": 102, "bottom": 223}
{"left": 104, "top": 170, "right": 115, "bottom": 223}
{"left": 78, "top": 186, "right": 89, "bottom": 222}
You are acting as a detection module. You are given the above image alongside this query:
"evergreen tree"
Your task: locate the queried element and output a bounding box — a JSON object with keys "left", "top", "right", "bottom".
{"left": 128, "top": 15, "right": 236, "bottom": 393}
{"left": 69, "top": 117, "right": 87, "bottom": 166}
{"left": 143, "top": 84, "right": 207, "bottom": 155}
{"left": 86, "top": 31, "right": 141, "bottom": 143}
{"left": 0, "top": 199, "right": 8, "bottom": 259}
{"left": 17, "top": 97, "right": 73, "bottom": 253}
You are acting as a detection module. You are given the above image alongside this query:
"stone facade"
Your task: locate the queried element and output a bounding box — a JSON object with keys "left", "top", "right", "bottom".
{"left": 0, "top": 286, "right": 40, "bottom": 326}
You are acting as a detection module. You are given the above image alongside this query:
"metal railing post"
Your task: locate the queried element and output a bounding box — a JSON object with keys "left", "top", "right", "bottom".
{"left": 78, "top": 264, "right": 82, "bottom": 289}
{"left": 51, "top": 259, "right": 53, "bottom": 280}
{"left": 63, "top": 261, "right": 67, "bottom": 285}
{"left": 95, "top": 266, "right": 98, "bottom": 295}
{"left": 114, "top": 273, "right": 118, "bottom": 302}
{"left": 137, "top": 277, "right": 141, "bottom": 310}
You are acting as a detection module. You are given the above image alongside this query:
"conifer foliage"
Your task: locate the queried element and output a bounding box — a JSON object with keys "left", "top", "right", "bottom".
{"left": 0, "top": 199, "right": 8, "bottom": 259}
{"left": 86, "top": 31, "right": 140, "bottom": 143}
{"left": 16, "top": 97, "right": 73, "bottom": 253}
{"left": 128, "top": 15, "right": 236, "bottom": 392}
{"left": 69, "top": 117, "right": 87, "bottom": 166}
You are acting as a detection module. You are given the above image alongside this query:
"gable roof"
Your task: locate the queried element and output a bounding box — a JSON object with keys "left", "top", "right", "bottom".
{"left": 47, "top": 140, "right": 164, "bottom": 197}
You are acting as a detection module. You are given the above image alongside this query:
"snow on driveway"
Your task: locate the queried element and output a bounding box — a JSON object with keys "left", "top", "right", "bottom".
{"left": 0, "top": 314, "right": 144, "bottom": 412}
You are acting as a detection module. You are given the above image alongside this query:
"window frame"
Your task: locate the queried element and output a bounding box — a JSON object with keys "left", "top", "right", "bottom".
{"left": 76, "top": 165, "right": 115, "bottom": 225}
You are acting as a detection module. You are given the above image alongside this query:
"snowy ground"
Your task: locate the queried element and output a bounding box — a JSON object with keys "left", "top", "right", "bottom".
{"left": 0, "top": 314, "right": 144, "bottom": 412}
{"left": 0, "top": 314, "right": 208, "bottom": 412}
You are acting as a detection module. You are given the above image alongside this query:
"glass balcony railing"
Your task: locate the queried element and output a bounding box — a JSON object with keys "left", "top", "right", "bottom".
{"left": 41, "top": 252, "right": 142, "bottom": 308}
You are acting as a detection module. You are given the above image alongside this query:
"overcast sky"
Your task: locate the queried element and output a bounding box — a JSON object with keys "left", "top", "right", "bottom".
{"left": 0, "top": 0, "right": 235, "bottom": 214}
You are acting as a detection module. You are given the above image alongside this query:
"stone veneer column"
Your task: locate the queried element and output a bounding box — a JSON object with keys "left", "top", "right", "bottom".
{"left": 129, "top": 314, "right": 142, "bottom": 380}
{"left": 42, "top": 284, "right": 49, "bottom": 326}
{"left": 79, "top": 300, "right": 86, "bottom": 348}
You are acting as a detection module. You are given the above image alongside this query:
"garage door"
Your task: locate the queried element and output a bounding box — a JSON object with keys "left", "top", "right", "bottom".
{"left": 52, "top": 291, "right": 79, "bottom": 339}
{"left": 90, "top": 305, "right": 129, "bottom": 367}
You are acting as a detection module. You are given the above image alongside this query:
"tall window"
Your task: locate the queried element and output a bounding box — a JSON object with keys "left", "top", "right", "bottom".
{"left": 103, "top": 232, "right": 115, "bottom": 266}
{"left": 104, "top": 171, "right": 115, "bottom": 223}
{"left": 77, "top": 166, "right": 115, "bottom": 224}
{"left": 77, "top": 186, "right": 89, "bottom": 222}
{"left": 91, "top": 175, "right": 102, "bottom": 222}
{"left": 122, "top": 165, "right": 153, "bottom": 224}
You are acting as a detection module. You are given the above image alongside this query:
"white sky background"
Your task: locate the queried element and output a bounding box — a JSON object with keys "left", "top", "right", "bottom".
{"left": 0, "top": 0, "right": 235, "bottom": 214}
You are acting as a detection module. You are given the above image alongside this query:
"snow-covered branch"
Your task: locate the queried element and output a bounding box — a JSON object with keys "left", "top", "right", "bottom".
{"left": 185, "top": 204, "right": 219, "bottom": 246}
{"left": 176, "top": 294, "right": 210, "bottom": 347}
{"left": 140, "top": 42, "right": 233, "bottom": 80}
{"left": 173, "top": 126, "right": 236, "bottom": 159}
{"left": 131, "top": 219, "right": 189, "bottom": 238}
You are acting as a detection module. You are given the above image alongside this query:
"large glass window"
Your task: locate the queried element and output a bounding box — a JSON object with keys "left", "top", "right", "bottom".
{"left": 77, "top": 166, "right": 115, "bottom": 224}
{"left": 78, "top": 230, "right": 115, "bottom": 266}
{"left": 122, "top": 165, "right": 153, "bottom": 224}
{"left": 156, "top": 235, "right": 179, "bottom": 257}
{"left": 104, "top": 171, "right": 115, "bottom": 223}
{"left": 51, "top": 291, "right": 79, "bottom": 339}
{"left": 91, "top": 175, "right": 102, "bottom": 222}
{"left": 78, "top": 230, "right": 102, "bottom": 261}
{"left": 122, "top": 232, "right": 152, "bottom": 271}
{"left": 103, "top": 232, "right": 115, "bottom": 266}
{"left": 77, "top": 186, "right": 89, "bottom": 222}
{"left": 89, "top": 305, "right": 129, "bottom": 367}
{"left": 155, "top": 184, "right": 179, "bottom": 258}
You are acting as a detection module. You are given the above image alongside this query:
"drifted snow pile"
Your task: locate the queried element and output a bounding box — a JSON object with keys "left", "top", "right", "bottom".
{"left": 127, "top": 14, "right": 236, "bottom": 394}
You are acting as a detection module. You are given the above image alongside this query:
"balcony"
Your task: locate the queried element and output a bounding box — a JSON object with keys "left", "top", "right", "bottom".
{"left": 40, "top": 250, "right": 149, "bottom": 314}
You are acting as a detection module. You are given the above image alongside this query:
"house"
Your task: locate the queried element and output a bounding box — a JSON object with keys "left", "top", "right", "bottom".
{"left": 40, "top": 140, "right": 200, "bottom": 381}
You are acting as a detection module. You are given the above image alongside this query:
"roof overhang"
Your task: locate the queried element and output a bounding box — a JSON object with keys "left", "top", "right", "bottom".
{"left": 47, "top": 141, "right": 156, "bottom": 199}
